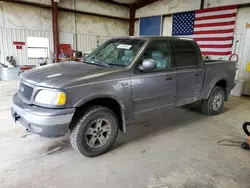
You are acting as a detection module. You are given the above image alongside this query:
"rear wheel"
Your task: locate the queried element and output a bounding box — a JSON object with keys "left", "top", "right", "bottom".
{"left": 70, "top": 106, "right": 119, "bottom": 157}
{"left": 201, "top": 86, "right": 225, "bottom": 115}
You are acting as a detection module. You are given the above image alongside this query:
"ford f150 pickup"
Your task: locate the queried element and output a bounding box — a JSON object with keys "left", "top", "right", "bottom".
{"left": 11, "top": 37, "right": 236, "bottom": 157}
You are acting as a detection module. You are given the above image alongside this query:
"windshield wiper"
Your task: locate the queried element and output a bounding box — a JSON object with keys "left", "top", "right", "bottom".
{"left": 84, "top": 59, "right": 111, "bottom": 68}
{"left": 93, "top": 59, "right": 111, "bottom": 68}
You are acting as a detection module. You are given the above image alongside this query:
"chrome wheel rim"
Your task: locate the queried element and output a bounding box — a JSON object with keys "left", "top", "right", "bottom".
{"left": 212, "top": 92, "right": 223, "bottom": 111}
{"left": 86, "top": 118, "right": 112, "bottom": 149}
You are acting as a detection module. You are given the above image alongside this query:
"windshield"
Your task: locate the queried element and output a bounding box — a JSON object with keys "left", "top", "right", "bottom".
{"left": 85, "top": 39, "right": 145, "bottom": 67}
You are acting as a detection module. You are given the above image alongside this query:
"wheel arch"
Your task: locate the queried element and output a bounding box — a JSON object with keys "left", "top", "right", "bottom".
{"left": 206, "top": 77, "right": 229, "bottom": 101}
{"left": 71, "top": 94, "right": 127, "bottom": 133}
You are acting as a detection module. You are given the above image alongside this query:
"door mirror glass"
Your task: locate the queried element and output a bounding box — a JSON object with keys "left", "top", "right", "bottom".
{"left": 139, "top": 59, "right": 157, "bottom": 72}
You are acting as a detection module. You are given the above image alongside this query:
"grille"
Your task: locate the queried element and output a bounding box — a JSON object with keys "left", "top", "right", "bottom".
{"left": 19, "top": 82, "right": 34, "bottom": 100}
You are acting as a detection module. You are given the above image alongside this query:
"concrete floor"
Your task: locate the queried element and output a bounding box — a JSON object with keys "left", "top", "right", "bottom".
{"left": 0, "top": 80, "right": 250, "bottom": 188}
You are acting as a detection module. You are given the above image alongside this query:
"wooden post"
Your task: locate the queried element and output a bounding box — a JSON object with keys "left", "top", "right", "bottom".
{"left": 129, "top": 7, "right": 135, "bottom": 36}
{"left": 52, "top": 0, "right": 59, "bottom": 62}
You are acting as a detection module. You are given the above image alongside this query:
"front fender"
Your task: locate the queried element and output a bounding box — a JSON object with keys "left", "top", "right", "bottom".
{"left": 73, "top": 92, "right": 128, "bottom": 133}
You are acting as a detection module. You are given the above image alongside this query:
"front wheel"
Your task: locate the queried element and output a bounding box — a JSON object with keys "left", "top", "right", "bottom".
{"left": 69, "top": 106, "right": 119, "bottom": 157}
{"left": 201, "top": 86, "right": 225, "bottom": 115}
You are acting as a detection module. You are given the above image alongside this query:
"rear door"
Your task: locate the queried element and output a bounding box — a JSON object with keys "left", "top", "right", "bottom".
{"left": 171, "top": 39, "right": 204, "bottom": 106}
{"left": 131, "top": 39, "right": 176, "bottom": 115}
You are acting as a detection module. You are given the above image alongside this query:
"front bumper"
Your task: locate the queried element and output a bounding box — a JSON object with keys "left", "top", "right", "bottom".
{"left": 11, "top": 93, "right": 75, "bottom": 137}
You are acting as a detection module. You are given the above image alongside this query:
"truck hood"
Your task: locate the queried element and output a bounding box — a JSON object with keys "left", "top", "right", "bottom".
{"left": 21, "top": 62, "right": 114, "bottom": 88}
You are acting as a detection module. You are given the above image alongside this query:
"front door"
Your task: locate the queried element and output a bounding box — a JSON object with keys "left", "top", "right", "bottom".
{"left": 131, "top": 40, "right": 176, "bottom": 115}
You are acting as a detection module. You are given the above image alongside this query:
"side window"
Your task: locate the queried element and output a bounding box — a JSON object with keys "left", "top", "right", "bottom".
{"left": 142, "top": 40, "right": 172, "bottom": 71}
{"left": 172, "top": 40, "right": 198, "bottom": 68}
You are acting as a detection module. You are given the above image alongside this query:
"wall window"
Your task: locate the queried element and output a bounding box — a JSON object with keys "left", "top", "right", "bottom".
{"left": 172, "top": 40, "right": 198, "bottom": 68}
{"left": 27, "top": 37, "right": 49, "bottom": 59}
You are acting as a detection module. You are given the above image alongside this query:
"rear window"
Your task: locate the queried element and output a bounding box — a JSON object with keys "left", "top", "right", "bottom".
{"left": 172, "top": 40, "right": 198, "bottom": 67}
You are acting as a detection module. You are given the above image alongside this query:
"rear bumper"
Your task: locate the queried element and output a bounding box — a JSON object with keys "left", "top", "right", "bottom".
{"left": 11, "top": 93, "right": 75, "bottom": 137}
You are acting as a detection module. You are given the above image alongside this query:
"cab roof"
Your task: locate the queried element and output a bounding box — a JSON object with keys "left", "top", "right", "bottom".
{"left": 112, "top": 36, "right": 195, "bottom": 41}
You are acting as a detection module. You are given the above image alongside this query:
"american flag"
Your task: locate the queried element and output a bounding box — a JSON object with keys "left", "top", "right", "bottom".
{"left": 172, "top": 5, "right": 238, "bottom": 56}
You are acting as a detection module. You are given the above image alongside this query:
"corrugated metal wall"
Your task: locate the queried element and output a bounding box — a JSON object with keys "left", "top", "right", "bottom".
{"left": 0, "top": 28, "right": 53, "bottom": 66}
{"left": 76, "top": 34, "right": 111, "bottom": 53}
{"left": 0, "top": 28, "right": 112, "bottom": 66}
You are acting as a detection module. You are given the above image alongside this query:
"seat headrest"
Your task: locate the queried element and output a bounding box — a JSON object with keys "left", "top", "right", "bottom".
{"left": 151, "top": 51, "right": 163, "bottom": 60}
{"left": 124, "top": 50, "right": 134, "bottom": 57}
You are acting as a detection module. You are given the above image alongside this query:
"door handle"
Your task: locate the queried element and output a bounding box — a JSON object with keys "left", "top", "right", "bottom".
{"left": 165, "top": 77, "right": 172, "bottom": 81}
{"left": 195, "top": 73, "right": 199, "bottom": 76}
{"left": 121, "top": 82, "right": 129, "bottom": 87}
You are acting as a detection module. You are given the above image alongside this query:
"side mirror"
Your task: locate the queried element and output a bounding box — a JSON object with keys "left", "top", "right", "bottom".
{"left": 139, "top": 59, "right": 157, "bottom": 72}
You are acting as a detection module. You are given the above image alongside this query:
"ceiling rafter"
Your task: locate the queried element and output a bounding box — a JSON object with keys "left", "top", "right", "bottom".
{"left": 132, "top": 0, "right": 161, "bottom": 10}
{"left": 96, "top": 0, "right": 161, "bottom": 10}
{"left": 96, "top": 0, "right": 130, "bottom": 7}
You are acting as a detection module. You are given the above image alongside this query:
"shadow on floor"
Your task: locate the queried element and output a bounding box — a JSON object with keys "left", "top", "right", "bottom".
{"left": 38, "top": 101, "right": 238, "bottom": 156}
{"left": 113, "top": 106, "right": 209, "bottom": 150}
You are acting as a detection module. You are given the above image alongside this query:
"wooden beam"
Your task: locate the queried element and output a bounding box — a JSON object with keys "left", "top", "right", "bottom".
{"left": 52, "top": 0, "right": 59, "bottom": 62}
{"left": 96, "top": 0, "right": 129, "bottom": 7}
{"left": 0, "top": 0, "right": 51, "bottom": 8}
{"left": 58, "top": 7, "right": 129, "bottom": 21}
{"left": 129, "top": 7, "right": 135, "bottom": 36}
{"left": 134, "top": 0, "right": 161, "bottom": 10}
{"left": 200, "top": 0, "right": 204, "bottom": 9}
{"left": 238, "top": 3, "right": 250, "bottom": 8}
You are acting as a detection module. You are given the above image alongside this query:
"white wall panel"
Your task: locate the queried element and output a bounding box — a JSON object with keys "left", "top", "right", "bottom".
{"left": 99, "top": 35, "right": 112, "bottom": 45}
{"left": 58, "top": 0, "right": 129, "bottom": 18}
{"left": 2, "top": 2, "right": 42, "bottom": 30}
{"left": 0, "top": 28, "right": 53, "bottom": 66}
{"left": 59, "top": 32, "right": 74, "bottom": 48}
{"left": 0, "top": 28, "right": 114, "bottom": 66}
{"left": 76, "top": 14, "right": 129, "bottom": 36}
{"left": 134, "top": 20, "right": 139, "bottom": 36}
{"left": 76, "top": 0, "right": 129, "bottom": 19}
{"left": 76, "top": 34, "right": 111, "bottom": 54}
{"left": 0, "top": 28, "right": 4, "bottom": 64}
{"left": 235, "top": 7, "right": 250, "bottom": 34}
{"left": 41, "top": 8, "right": 52, "bottom": 31}
{"left": 117, "top": 20, "right": 129, "bottom": 36}
{"left": 204, "top": 0, "right": 250, "bottom": 8}
{"left": 0, "top": 2, "right": 4, "bottom": 28}
{"left": 136, "top": 0, "right": 200, "bottom": 18}
{"left": 58, "top": 0, "right": 75, "bottom": 9}
{"left": 76, "top": 14, "right": 98, "bottom": 35}
{"left": 97, "top": 17, "right": 117, "bottom": 36}
{"left": 58, "top": 11, "right": 76, "bottom": 33}
{"left": 77, "top": 34, "right": 97, "bottom": 54}
{"left": 162, "top": 16, "right": 172, "bottom": 36}
{"left": 1, "top": 2, "right": 52, "bottom": 31}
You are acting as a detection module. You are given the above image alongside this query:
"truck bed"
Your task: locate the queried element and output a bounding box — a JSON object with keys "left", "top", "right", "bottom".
{"left": 201, "top": 60, "right": 236, "bottom": 99}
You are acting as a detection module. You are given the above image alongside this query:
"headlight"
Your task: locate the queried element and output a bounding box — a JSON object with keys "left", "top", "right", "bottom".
{"left": 35, "top": 90, "right": 66, "bottom": 105}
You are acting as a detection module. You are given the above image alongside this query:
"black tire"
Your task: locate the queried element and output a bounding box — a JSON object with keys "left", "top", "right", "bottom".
{"left": 201, "top": 86, "right": 225, "bottom": 115}
{"left": 69, "top": 106, "right": 119, "bottom": 157}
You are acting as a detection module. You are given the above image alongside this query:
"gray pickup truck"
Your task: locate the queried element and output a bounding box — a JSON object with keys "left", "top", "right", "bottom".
{"left": 11, "top": 37, "right": 236, "bottom": 157}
